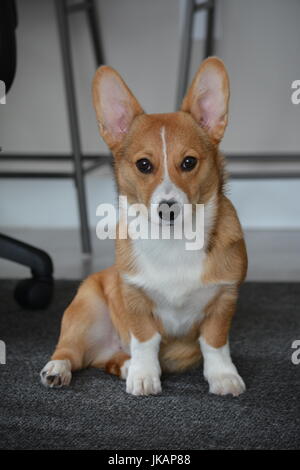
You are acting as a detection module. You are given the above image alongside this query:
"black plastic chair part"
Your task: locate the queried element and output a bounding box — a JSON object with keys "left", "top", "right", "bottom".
{"left": 0, "top": 234, "right": 54, "bottom": 309}
{"left": 0, "top": 1, "right": 54, "bottom": 309}
{"left": 0, "top": 0, "right": 17, "bottom": 93}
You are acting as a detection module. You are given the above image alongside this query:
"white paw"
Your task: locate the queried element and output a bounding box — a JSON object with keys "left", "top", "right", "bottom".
{"left": 207, "top": 372, "right": 246, "bottom": 397}
{"left": 40, "top": 360, "right": 72, "bottom": 388}
{"left": 126, "top": 365, "right": 161, "bottom": 396}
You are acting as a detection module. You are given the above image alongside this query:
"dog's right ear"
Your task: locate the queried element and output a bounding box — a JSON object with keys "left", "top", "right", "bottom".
{"left": 92, "top": 66, "right": 144, "bottom": 151}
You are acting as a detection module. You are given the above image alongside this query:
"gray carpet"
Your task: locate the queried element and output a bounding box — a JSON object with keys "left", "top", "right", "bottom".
{"left": 0, "top": 280, "right": 299, "bottom": 450}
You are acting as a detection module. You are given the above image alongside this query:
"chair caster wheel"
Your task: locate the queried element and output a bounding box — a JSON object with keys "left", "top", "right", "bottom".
{"left": 14, "top": 277, "right": 54, "bottom": 309}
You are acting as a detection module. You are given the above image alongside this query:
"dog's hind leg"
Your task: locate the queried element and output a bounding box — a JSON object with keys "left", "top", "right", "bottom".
{"left": 97, "top": 351, "right": 131, "bottom": 379}
{"left": 40, "top": 270, "right": 124, "bottom": 388}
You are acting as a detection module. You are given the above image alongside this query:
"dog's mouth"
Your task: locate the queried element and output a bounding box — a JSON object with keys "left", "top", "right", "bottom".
{"left": 159, "top": 218, "right": 175, "bottom": 226}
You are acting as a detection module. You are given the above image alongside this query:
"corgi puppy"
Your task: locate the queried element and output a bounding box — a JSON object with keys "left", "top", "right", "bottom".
{"left": 40, "top": 57, "right": 247, "bottom": 397}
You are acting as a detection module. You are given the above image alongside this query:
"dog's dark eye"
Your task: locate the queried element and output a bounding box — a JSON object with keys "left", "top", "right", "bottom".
{"left": 136, "top": 158, "right": 153, "bottom": 174}
{"left": 181, "top": 156, "right": 197, "bottom": 171}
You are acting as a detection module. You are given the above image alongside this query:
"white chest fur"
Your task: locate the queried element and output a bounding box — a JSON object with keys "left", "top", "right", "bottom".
{"left": 123, "top": 237, "right": 219, "bottom": 337}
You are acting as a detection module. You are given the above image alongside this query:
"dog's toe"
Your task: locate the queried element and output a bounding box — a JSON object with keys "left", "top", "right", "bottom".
{"left": 207, "top": 372, "right": 246, "bottom": 397}
{"left": 126, "top": 366, "right": 162, "bottom": 396}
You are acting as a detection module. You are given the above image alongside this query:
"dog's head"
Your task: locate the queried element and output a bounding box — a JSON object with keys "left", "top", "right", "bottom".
{"left": 92, "top": 57, "right": 229, "bottom": 225}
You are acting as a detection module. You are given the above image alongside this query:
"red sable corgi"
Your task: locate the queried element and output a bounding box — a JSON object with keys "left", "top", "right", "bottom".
{"left": 40, "top": 57, "right": 247, "bottom": 396}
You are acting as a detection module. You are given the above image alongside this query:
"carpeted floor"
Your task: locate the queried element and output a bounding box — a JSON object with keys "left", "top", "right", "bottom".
{"left": 0, "top": 280, "right": 299, "bottom": 450}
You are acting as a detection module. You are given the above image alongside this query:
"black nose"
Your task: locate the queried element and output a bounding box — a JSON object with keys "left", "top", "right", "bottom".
{"left": 158, "top": 200, "right": 180, "bottom": 222}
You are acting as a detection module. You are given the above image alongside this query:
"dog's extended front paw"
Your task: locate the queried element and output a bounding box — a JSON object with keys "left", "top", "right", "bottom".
{"left": 40, "top": 360, "right": 72, "bottom": 388}
{"left": 207, "top": 372, "right": 246, "bottom": 397}
{"left": 126, "top": 365, "right": 162, "bottom": 396}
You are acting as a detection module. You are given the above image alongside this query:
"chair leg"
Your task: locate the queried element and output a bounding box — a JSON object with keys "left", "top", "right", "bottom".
{"left": 176, "top": 0, "right": 196, "bottom": 110}
{"left": 54, "top": 0, "right": 92, "bottom": 254}
{"left": 204, "top": 0, "right": 216, "bottom": 58}
{"left": 85, "top": 0, "right": 113, "bottom": 170}
{"left": 175, "top": 0, "right": 216, "bottom": 110}
{"left": 86, "top": 0, "right": 105, "bottom": 66}
{"left": 0, "top": 234, "right": 54, "bottom": 309}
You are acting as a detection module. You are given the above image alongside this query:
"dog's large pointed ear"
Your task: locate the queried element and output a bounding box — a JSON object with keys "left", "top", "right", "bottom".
{"left": 181, "top": 57, "right": 229, "bottom": 144}
{"left": 92, "top": 66, "right": 144, "bottom": 150}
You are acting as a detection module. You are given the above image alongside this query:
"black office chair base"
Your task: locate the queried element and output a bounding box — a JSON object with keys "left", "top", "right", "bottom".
{"left": 14, "top": 277, "right": 54, "bottom": 310}
{"left": 0, "top": 233, "right": 54, "bottom": 309}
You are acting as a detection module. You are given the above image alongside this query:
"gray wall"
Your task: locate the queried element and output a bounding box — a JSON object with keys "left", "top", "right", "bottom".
{"left": 0, "top": 0, "right": 300, "bottom": 228}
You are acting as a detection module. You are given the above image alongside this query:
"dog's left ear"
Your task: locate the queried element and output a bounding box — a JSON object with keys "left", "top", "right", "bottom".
{"left": 181, "top": 57, "right": 229, "bottom": 144}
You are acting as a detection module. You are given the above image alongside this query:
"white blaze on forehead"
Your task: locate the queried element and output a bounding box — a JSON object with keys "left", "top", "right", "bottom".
{"left": 151, "top": 126, "right": 188, "bottom": 206}
{"left": 160, "top": 126, "right": 169, "bottom": 180}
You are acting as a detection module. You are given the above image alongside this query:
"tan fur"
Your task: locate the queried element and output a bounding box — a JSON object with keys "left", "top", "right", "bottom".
{"left": 46, "top": 57, "right": 247, "bottom": 384}
{"left": 201, "top": 286, "right": 238, "bottom": 348}
{"left": 203, "top": 196, "right": 248, "bottom": 286}
{"left": 160, "top": 339, "right": 202, "bottom": 373}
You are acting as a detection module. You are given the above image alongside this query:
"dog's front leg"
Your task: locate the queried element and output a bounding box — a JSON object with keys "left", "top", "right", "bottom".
{"left": 118, "top": 282, "right": 162, "bottom": 396}
{"left": 126, "top": 332, "right": 162, "bottom": 396}
{"left": 199, "top": 288, "right": 246, "bottom": 397}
